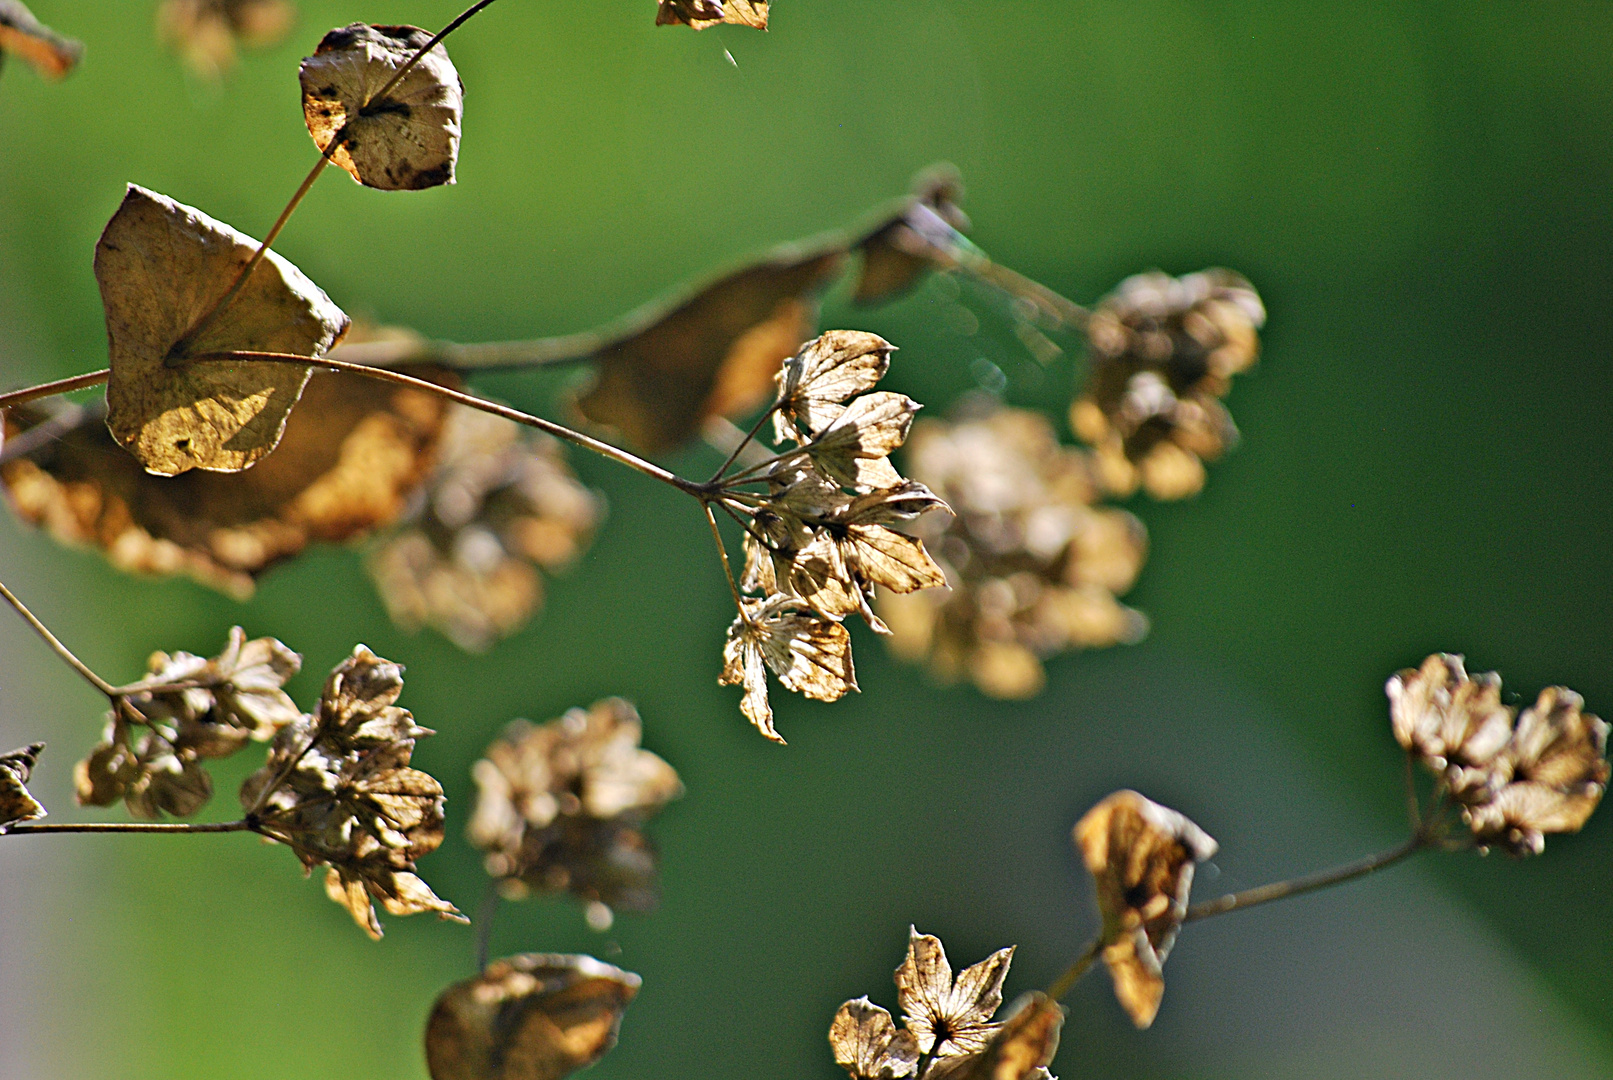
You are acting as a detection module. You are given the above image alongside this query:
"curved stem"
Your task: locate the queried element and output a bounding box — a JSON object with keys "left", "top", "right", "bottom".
{"left": 328, "top": 332, "right": 601, "bottom": 372}
{"left": 1045, "top": 935, "right": 1102, "bottom": 1002}
{"left": 3, "top": 819, "right": 253, "bottom": 835}
{"left": 709, "top": 404, "right": 778, "bottom": 484}
{"left": 1184, "top": 835, "right": 1428, "bottom": 923}
{"left": 0, "top": 369, "right": 110, "bottom": 411}
{"left": 189, "top": 352, "right": 708, "bottom": 498}
{"left": 0, "top": 578, "right": 119, "bottom": 698}
{"left": 703, "top": 503, "right": 745, "bottom": 611}
{"left": 368, "top": 0, "right": 503, "bottom": 107}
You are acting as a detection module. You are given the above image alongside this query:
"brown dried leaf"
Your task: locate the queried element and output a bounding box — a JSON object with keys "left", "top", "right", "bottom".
{"left": 829, "top": 998, "right": 919, "bottom": 1080}
{"left": 809, "top": 392, "right": 921, "bottom": 491}
{"left": 895, "top": 928, "right": 1013, "bottom": 1057}
{"left": 300, "top": 23, "right": 463, "bottom": 190}
{"left": 2, "top": 367, "right": 451, "bottom": 596}
{"left": 0, "top": 742, "right": 46, "bottom": 829}
{"left": 655, "top": 0, "right": 769, "bottom": 31}
{"left": 773, "top": 330, "right": 894, "bottom": 444}
{"left": 921, "top": 993, "right": 1063, "bottom": 1080}
{"left": 575, "top": 245, "right": 847, "bottom": 453}
{"left": 1073, "top": 790, "right": 1215, "bottom": 1028}
{"left": 426, "top": 953, "right": 641, "bottom": 1080}
{"left": 719, "top": 595, "right": 857, "bottom": 742}
{"left": 852, "top": 165, "right": 971, "bottom": 306}
{"left": 96, "top": 185, "right": 349, "bottom": 475}
{"left": 159, "top": 0, "right": 296, "bottom": 80}
{"left": 0, "top": 1, "right": 82, "bottom": 79}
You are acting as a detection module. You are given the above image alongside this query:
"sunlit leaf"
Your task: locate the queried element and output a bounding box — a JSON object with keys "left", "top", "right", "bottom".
{"left": 655, "top": 0, "right": 768, "bottom": 31}
{"left": 0, "top": 0, "right": 82, "bottom": 79}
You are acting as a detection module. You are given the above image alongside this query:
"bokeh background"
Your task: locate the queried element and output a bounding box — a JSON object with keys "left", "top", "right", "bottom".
{"left": 4, "top": 1, "right": 1613, "bottom": 1077}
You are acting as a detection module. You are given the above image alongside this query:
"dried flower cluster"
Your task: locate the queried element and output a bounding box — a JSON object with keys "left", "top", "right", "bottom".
{"left": 713, "top": 331, "right": 951, "bottom": 740}
{"left": 1073, "top": 270, "right": 1264, "bottom": 500}
{"left": 368, "top": 405, "right": 603, "bottom": 652}
{"left": 75, "top": 627, "right": 301, "bottom": 818}
{"left": 241, "top": 644, "right": 463, "bottom": 938}
{"left": 0, "top": 743, "right": 46, "bottom": 830}
{"left": 1389, "top": 653, "right": 1610, "bottom": 856}
{"left": 829, "top": 929, "right": 1061, "bottom": 1080}
{"left": 467, "top": 698, "right": 680, "bottom": 926}
{"left": 876, "top": 403, "right": 1148, "bottom": 699}
{"left": 158, "top": 0, "right": 295, "bottom": 80}
{"left": 425, "top": 953, "right": 641, "bottom": 1080}
{"left": 1074, "top": 789, "right": 1216, "bottom": 1028}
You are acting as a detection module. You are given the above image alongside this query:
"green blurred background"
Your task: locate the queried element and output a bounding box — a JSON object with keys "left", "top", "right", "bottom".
{"left": 3, "top": 1, "right": 1613, "bottom": 1077}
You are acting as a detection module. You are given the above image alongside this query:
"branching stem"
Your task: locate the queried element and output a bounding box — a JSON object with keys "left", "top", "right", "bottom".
{"left": 1045, "top": 936, "right": 1102, "bottom": 1002}
{"left": 1183, "top": 834, "right": 1428, "bottom": 923}
{"left": 0, "top": 369, "right": 110, "bottom": 411}
{"left": 3, "top": 820, "right": 253, "bottom": 835}
{"left": 0, "top": 578, "right": 119, "bottom": 698}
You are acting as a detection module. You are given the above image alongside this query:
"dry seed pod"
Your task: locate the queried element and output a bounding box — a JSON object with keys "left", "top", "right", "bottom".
{"left": 0, "top": 0, "right": 82, "bottom": 78}
{"left": 0, "top": 743, "right": 46, "bottom": 829}
{"left": 300, "top": 23, "right": 463, "bottom": 190}
{"left": 576, "top": 245, "right": 846, "bottom": 453}
{"left": 1074, "top": 790, "right": 1216, "bottom": 1028}
{"left": 655, "top": 0, "right": 769, "bottom": 30}
{"left": 158, "top": 0, "right": 295, "bottom": 80}
{"left": 96, "top": 185, "right": 349, "bottom": 476}
{"left": 2, "top": 367, "right": 452, "bottom": 597}
{"left": 425, "top": 953, "right": 641, "bottom": 1080}
{"left": 1386, "top": 653, "right": 1513, "bottom": 803}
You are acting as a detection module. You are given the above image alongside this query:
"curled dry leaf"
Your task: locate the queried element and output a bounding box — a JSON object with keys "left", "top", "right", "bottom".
{"left": 1463, "top": 686, "right": 1609, "bottom": 856}
{"left": 300, "top": 23, "right": 463, "bottom": 190}
{"left": 1073, "top": 269, "right": 1264, "bottom": 500}
{"left": 0, "top": 0, "right": 83, "bottom": 79}
{"left": 468, "top": 698, "right": 681, "bottom": 917}
{"left": 878, "top": 402, "right": 1147, "bottom": 699}
{"left": 366, "top": 405, "right": 603, "bottom": 652}
{"left": 242, "top": 644, "right": 463, "bottom": 938}
{"left": 2, "top": 367, "right": 453, "bottom": 597}
{"left": 575, "top": 244, "right": 847, "bottom": 453}
{"left": 720, "top": 595, "right": 857, "bottom": 743}
{"left": 425, "top": 953, "right": 641, "bottom": 1080}
{"left": 655, "top": 0, "right": 769, "bottom": 31}
{"left": 96, "top": 184, "right": 349, "bottom": 476}
{"left": 74, "top": 627, "right": 301, "bottom": 818}
{"left": 158, "top": 0, "right": 296, "bottom": 80}
{"left": 0, "top": 743, "right": 47, "bottom": 830}
{"left": 830, "top": 998, "right": 919, "bottom": 1080}
{"left": 1073, "top": 790, "right": 1216, "bottom": 1029}
{"left": 895, "top": 928, "right": 1013, "bottom": 1058}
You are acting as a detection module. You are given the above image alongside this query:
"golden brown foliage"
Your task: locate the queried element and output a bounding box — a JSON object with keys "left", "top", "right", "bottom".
{"left": 0, "top": 743, "right": 46, "bottom": 830}
{"left": 655, "top": 0, "right": 769, "bottom": 31}
{"left": 425, "top": 953, "right": 641, "bottom": 1080}
{"left": 467, "top": 698, "right": 680, "bottom": 921}
{"left": 0, "top": 0, "right": 82, "bottom": 79}
{"left": 300, "top": 23, "right": 463, "bottom": 190}
{"left": 1074, "top": 790, "right": 1216, "bottom": 1028}
{"left": 878, "top": 403, "right": 1147, "bottom": 699}
{"left": 96, "top": 185, "right": 349, "bottom": 476}
{"left": 158, "top": 0, "right": 295, "bottom": 80}
{"left": 1072, "top": 269, "right": 1263, "bottom": 500}
{"left": 75, "top": 627, "right": 301, "bottom": 818}
{"left": 241, "top": 645, "right": 463, "bottom": 938}
{"left": 2, "top": 367, "right": 452, "bottom": 597}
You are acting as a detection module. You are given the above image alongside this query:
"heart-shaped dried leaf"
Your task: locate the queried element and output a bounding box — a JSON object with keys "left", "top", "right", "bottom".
{"left": 426, "top": 953, "right": 641, "bottom": 1080}
{"left": 0, "top": 742, "right": 46, "bottom": 829}
{"left": 655, "top": 0, "right": 768, "bottom": 31}
{"left": 300, "top": 23, "right": 463, "bottom": 191}
{"left": 3, "top": 366, "right": 452, "bottom": 596}
{"left": 575, "top": 243, "right": 847, "bottom": 453}
{"left": 0, "top": 0, "right": 83, "bottom": 79}
{"left": 96, "top": 185, "right": 349, "bottom": 476}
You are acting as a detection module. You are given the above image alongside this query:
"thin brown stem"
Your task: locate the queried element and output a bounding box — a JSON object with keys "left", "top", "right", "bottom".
{"left": 709, "top": 405, "right": 779, "bottom": 484}
{"left": 3, "top": 819, "right": 253, "bottom": 835}
{"left": 368, "top": 0, "right": 503, "bottom": 107}
{"left": 1045, "top": 936, "right": 1102, "bottom": 1002}
{"left": 328, "top": 332, "right": 600, "bottom": 372}
{"left": 0, "top": 578, "right": 119, "bottom": 698}
{"left": 704, "top": 503, "right": 746, "bottom": 612}
{"left": 167, "top": 153, "right": 333, "bottom": 363}
{"left": 189, "top": 352, "right": 708, "bottom": 497}
{"left": 1184, "top": 835, "right": 1428, "bottom": 923}
{"left": 0, "top": 369, "right": 110, "bottom": 411}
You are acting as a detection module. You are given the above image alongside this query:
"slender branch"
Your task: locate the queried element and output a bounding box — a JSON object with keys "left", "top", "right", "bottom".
{"left": 709, "top": 405, "right": 778, "bottom": 484}
{"left": 328, "top": 332, "right": 601, "bottom": 372}
{"left": 1184, "top": 835, "right": 1428, "bottom": 923}
{"left": 189, "top": 352, "right": 708, "bottom": 498}
{"left": 3, "top": 819, "right": 253, "bottom": 835}
{"left": 703, "top": 503, "right": 746, "bottom": 612}
{"left": 0, "top": 578, "right": 119, "bottom": 698}
{"left": 368, "top": 0, "right": 503, "bottom": 107}
{"left": 0, "top": 369, "right": 110, "bottom": 411}
{"left": 1045, "top": 936, "right": 1102, "bottom": 1002}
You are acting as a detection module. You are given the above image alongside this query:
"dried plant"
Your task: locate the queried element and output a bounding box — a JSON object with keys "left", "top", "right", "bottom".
{"left": 878, "top": 402, "right": 1148, "bottom": 699}
{"left": 467, "top": 698, "right": 680, "bottom": 926}
{"left": 0, "top": 0, "right": 81, "bottom": 79}
{"left": 655, "top": 0, "right": 769, "bottom": 31}
{"left": 0, "top": 743, "right": 46, "bottom": 830}
{"left": 158, "top": 0, "right": 296, "bottom": 79}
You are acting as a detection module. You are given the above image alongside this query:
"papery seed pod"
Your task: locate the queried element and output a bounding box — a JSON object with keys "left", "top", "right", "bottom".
{"left": 0, "top": 743, "right": 46, "bottom": 829}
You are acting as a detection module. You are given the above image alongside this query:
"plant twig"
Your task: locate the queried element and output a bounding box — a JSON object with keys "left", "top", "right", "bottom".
{"left": 3, "top": 819, "right": 253, "bottom": 835}
{"left": 0, "top": 369, "right": 110, "bottom": 411}
{"left": 709, "top": 405, "right": 779, "bottom": 484}
{"left": 1184, "top": 835, "right": 1428, "bottom": 923}
{"left": 1045, "top": 935, "right": 1102, "bottom": 1002}
{"left": 704, "top": 503, "right": 746, "bottom": 612}
{"left": 0, "top": 578, "right": 119, "bottom": 698}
